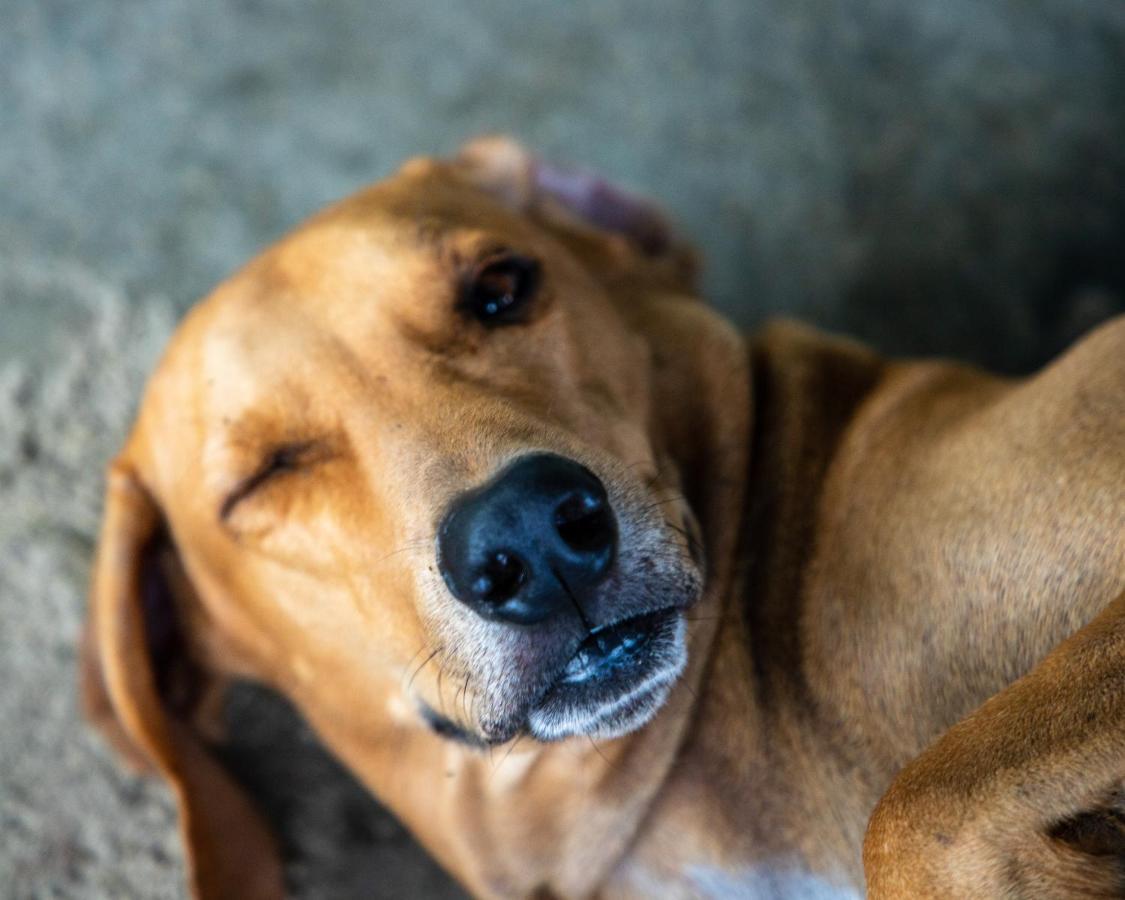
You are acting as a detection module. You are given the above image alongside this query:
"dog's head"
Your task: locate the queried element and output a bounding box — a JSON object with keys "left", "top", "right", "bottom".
{"left": 81, "top": 138, "right": 748, "bottom": 894}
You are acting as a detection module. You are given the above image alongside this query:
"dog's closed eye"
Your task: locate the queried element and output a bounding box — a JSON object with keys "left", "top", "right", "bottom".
{"left": 219, "top": 440, "right": 322, "bottom": 521}
{"left": 460, "top": 252, "right": 541, "bottom": 326}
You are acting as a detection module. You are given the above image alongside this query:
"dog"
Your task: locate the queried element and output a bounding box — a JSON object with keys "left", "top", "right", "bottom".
{"left": 80, "top": 137, "right": 1125, "bottom": 898}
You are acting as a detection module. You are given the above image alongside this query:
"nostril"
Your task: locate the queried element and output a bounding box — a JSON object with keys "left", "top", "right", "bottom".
{"left": 471, "top": 550, "right": 527, "bottom": 605}
{"left": 438, "top": 455, "right": 618, "bottom": 623}
{"left": 555, "top": 491, "right": 615, "bottom": 554}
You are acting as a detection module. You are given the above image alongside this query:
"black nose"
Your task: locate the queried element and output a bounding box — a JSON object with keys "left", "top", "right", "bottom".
{"left": 437, "top": 454, "right": 617, "bottom": 625}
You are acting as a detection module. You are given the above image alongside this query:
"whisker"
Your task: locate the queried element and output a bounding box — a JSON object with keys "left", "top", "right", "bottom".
{"left": 461, "top": 674, "right": 472, "bottom": 723}
{"left": 469, "top": 674, "right": 483, "bottom": 728}
{"left": 586, "top": 734, "right": 611, "bottom": 766}
{"left": 496, "top": 733, "right": 525, "bottom": 770}
{"left": 638, "top": 495, "right": 686, "bottom": 515}
{"left": 406, "top": 647, "right": 441, "bottom": 692}
{"left": 374, "top": 537, "right": 433, "bottom": 566}
{"left": 454, "top": 675, "right": 468, "bottom": 718}
{"left": 435, "top": 663, "right": 446, "bottom": 714}
{"left": 399, "top": 644, "right": 428, "bottom": 690}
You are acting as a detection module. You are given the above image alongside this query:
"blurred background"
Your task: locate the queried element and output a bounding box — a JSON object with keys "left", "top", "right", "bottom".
{"left": 1, "top": 1, "right": 1123, "bottom": 897}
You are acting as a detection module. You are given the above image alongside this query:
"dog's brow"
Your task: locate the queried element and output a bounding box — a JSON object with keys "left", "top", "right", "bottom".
{"left": 408, "top": 217, "right": 492, "bottom": 268}
{"left": 413, "top": 218, "right": 452, "bottom": 253}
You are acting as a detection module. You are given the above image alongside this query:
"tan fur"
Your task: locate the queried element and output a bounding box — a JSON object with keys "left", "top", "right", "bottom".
{"left": 81, "top": 138, "right": 1125, "bottom": 898}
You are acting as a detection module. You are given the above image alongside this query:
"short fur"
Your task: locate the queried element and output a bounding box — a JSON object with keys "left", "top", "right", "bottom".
{"left": 82, "top": 138, "right": 1125, "bottom": 898}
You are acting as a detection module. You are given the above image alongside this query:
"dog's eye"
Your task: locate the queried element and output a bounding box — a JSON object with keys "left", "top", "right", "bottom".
{"left": 220, "top": 441, "right": 315, "bottom": 520}
{"left": 461, "top": 255, "right": 540, "bottom": 325}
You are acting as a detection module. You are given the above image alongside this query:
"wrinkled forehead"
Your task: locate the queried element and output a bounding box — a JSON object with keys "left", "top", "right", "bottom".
{"left": 274, "top": 165, "right": 543, "bottom": 288}
{"left": 131, "top": 168, "right": 538, "bottom": 483}
{"left": 215, "top": 168, "right": 557, "bottom": 344}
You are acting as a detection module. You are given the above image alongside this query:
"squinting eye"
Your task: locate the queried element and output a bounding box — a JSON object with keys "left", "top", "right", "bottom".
{"left": 220, "top": 440, "right": 315, "bottom": 521}
{"left": 462, "top": 255, "right": 541, "bottom": 325}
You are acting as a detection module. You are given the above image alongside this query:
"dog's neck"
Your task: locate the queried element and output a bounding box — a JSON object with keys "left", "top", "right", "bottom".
{"left": 562, "top": 321, "right": 900, "bottom": 898}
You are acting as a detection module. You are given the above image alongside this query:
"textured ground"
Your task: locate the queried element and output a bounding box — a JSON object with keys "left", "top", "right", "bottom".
{"left": 2, "top": 1, "right": 1124, "bottom": 897}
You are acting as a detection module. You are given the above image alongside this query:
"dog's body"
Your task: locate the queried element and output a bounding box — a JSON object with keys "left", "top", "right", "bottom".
{"left": 82, "top": 140, "right": 1125, "bottom": 898}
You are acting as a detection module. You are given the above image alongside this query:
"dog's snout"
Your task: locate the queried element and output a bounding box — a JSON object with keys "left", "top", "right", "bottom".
{"left": 437, "top": 454, "right": 617, "bottom": 625}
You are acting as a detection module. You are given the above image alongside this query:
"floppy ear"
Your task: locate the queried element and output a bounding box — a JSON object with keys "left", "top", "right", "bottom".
{"left": 80, "top": 460, "right": 285, "bottom": 900}
{"left": 453, "top": 135, "right": 700, "bottom": 296}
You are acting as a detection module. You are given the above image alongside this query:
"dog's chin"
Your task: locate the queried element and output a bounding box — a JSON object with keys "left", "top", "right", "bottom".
{"left": 526, "top": 608, "right": 687, "bottom": 742}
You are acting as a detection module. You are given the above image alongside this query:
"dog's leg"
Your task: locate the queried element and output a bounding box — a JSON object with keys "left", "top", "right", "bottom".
{"left": 864, "top": 589, "right": 1125, "bottom": 898}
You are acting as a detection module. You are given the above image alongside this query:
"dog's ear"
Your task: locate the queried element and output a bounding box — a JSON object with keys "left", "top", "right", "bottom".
{"left": 80, "top": 460, "right": 284, "bottom": 900}
{"left": 452, "top": 135, "right": 700, "bottom": 296}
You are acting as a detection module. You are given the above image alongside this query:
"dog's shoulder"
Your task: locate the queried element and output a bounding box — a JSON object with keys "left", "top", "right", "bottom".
{"left": 1010, "top": 314, "right": 1125, "bottom": 450}
{"left": 1039, "top": 313, "right": 1125, "bottom": 386}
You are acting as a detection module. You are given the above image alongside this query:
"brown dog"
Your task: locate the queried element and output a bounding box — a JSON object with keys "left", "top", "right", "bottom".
{"left": 81, "top": 137, "right": 1125, "bottom": 899}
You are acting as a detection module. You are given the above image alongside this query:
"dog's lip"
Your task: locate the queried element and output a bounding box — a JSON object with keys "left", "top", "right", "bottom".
{"left": 559, "top": 607, "right": 676, "bottom": 685}
{"left": 523, "top": 606, "right": 686, "bottom": 741}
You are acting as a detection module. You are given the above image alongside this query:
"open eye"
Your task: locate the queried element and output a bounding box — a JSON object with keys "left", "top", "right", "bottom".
{"left": 220, "top": 441, "right": 316, "bottom": 521}
{"left": 461, "top": 254, "right": 541, "bottom": 325}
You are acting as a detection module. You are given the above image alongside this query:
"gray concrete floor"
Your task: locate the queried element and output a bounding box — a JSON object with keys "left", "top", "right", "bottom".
{"left": 3, "top": 1, "right": 1125, "bottom": 897}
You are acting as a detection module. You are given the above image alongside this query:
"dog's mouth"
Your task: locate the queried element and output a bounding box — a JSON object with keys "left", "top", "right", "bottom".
{"left": 527, "top": 606, "right": 687, "bottom": 741}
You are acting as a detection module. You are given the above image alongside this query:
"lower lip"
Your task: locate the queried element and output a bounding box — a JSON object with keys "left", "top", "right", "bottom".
{"left": 527, "top": 608, "right": 686, "bottom": 740}
{"left": 559, "top": 609, "right": 670, "bottom": 685}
